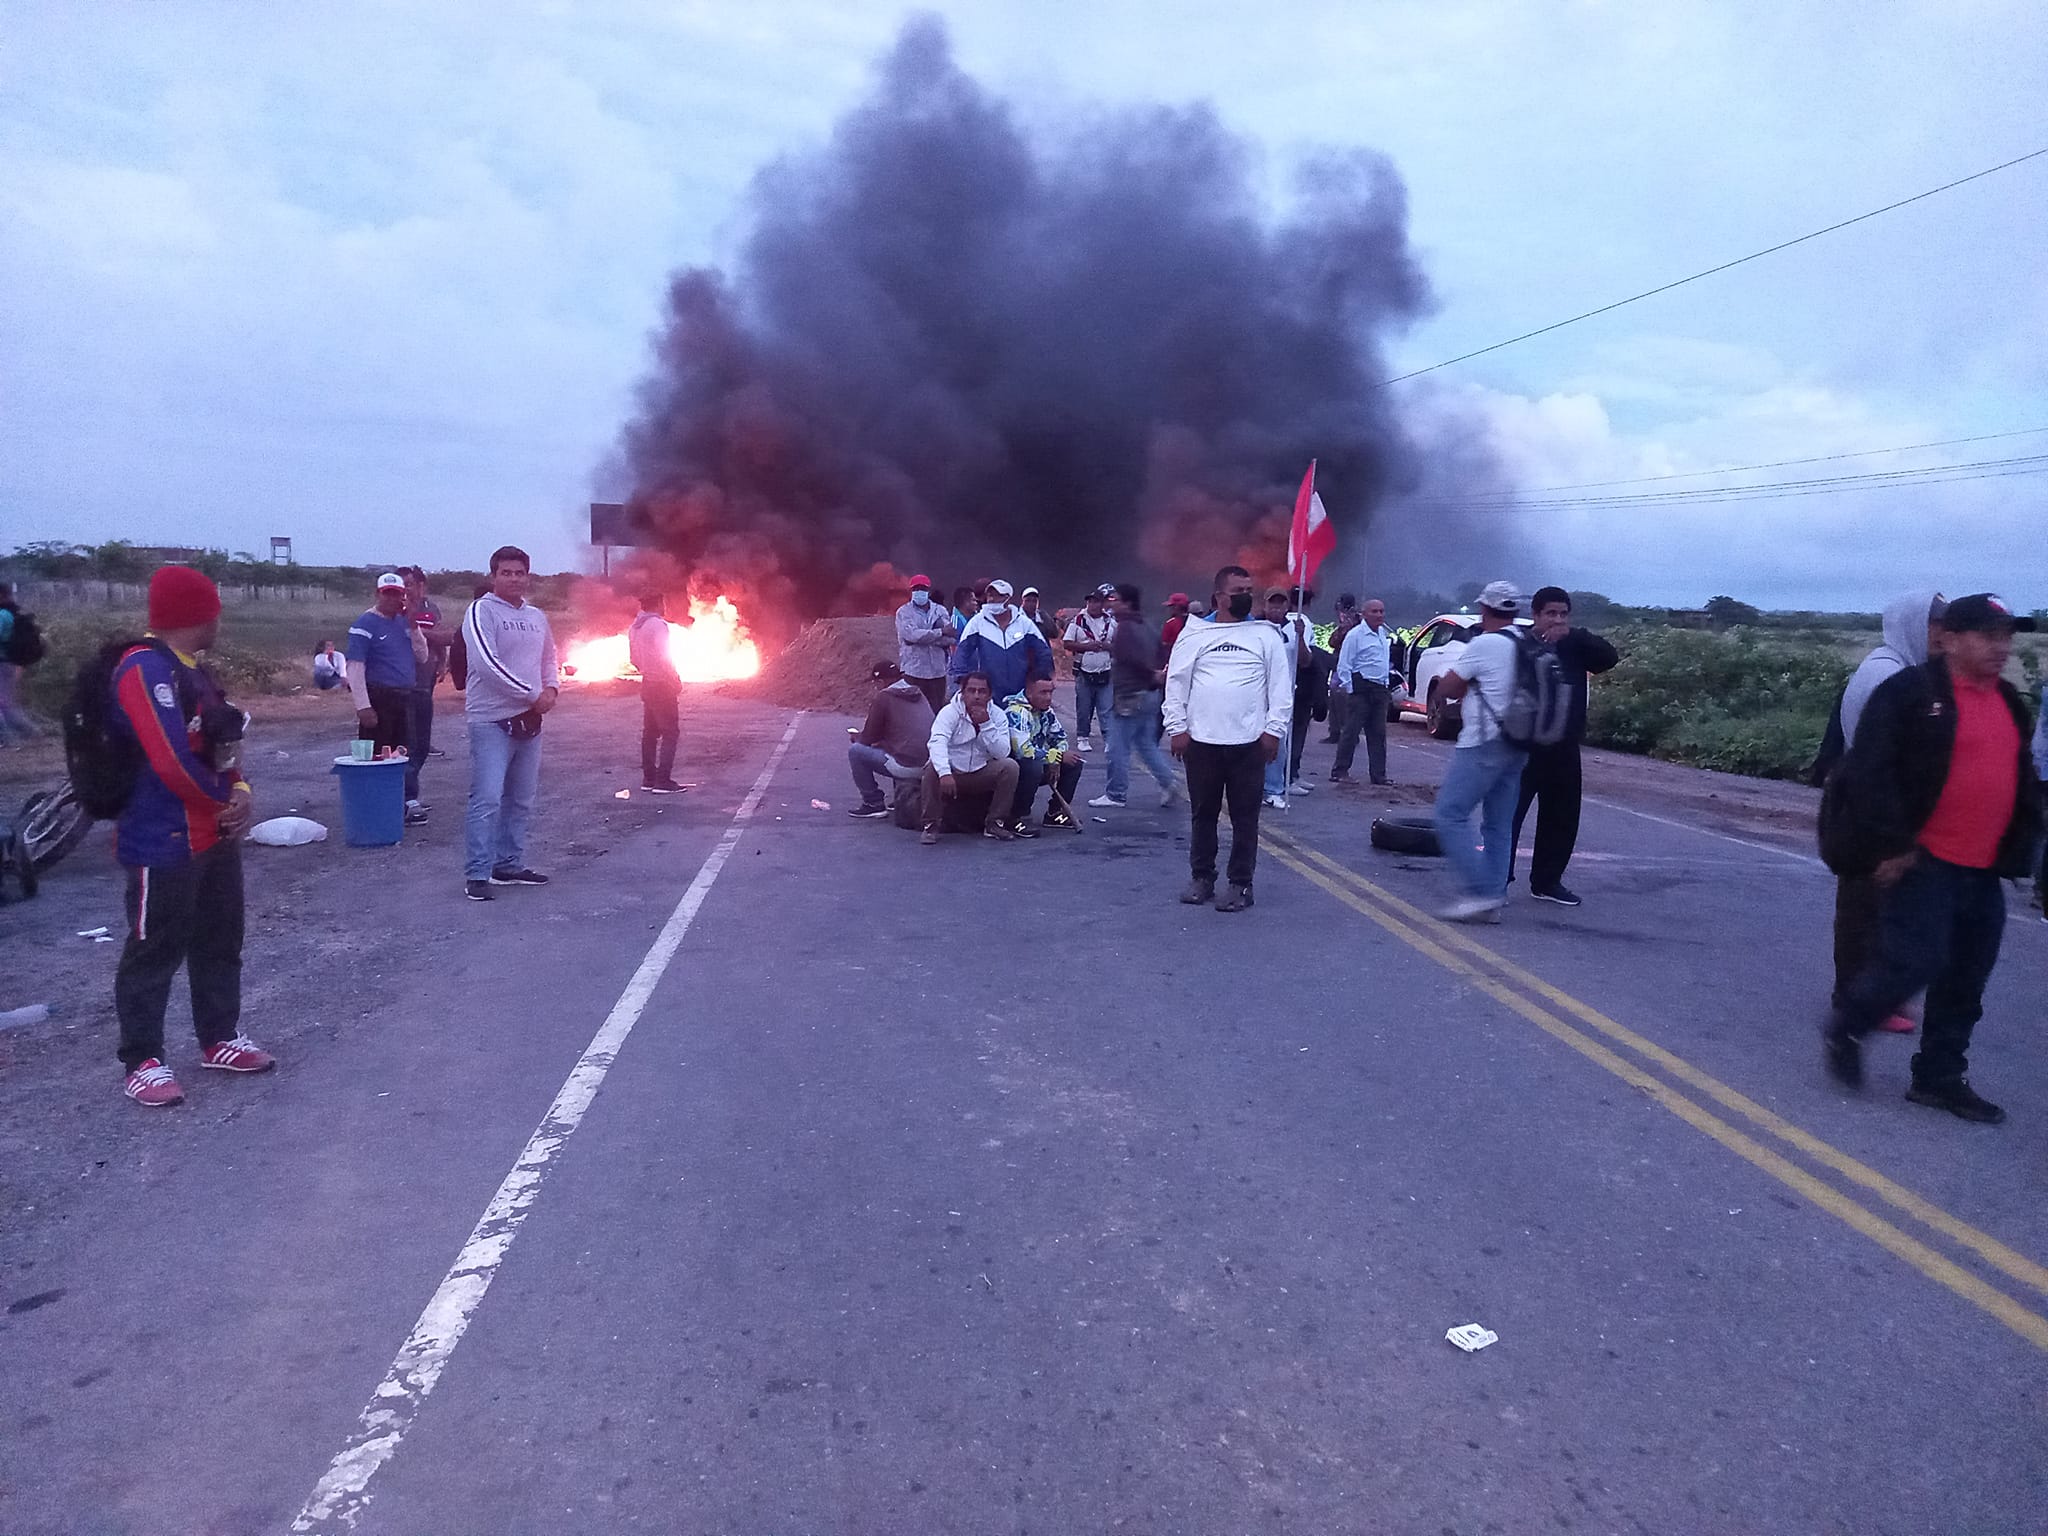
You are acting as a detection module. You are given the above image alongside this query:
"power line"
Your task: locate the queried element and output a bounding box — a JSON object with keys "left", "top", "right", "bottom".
{"left": 1443, "top": 424, "right": 2048, "bottom": 498}
{"left": 1405, "top": 455, "right": 2048, "bottom": 514}
{"left": 1380, "top": 146, "right": 2048, "bottom": 387}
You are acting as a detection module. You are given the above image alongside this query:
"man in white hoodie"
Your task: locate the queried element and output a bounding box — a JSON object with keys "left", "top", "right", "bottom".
{"left": 461, "top": 546, "right": 560, "bottom": 901}
{"left": 920, "top": 670, "right": 1021, "bottom": 845}
{"left": 1165, "top": 564, "right": 1292, "bottom": 912}
{"left": 1829, "top": 590, "right": 1946, "bottom": 1021}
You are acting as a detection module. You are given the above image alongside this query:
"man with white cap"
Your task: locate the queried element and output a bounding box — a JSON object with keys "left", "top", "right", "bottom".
{"left": 1064, "top": 584, "right": 1119, "bottom": 753}
{"left": 895, "top": 573, "right": 953, "bottom": 712}
{"left": 1431, "top": 580, "right": 1529, "bottom": 921}
{"left": 948, "top": 579, "right": 1054, "bottom": 704}
{"left": 1019, "top": 586, "right": 1056, "bottom": 643}
{"left": 347, "top": 571, "right": 429, "bottom": 823}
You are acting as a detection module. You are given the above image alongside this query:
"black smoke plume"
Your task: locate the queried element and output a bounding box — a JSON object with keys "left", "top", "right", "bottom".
{"left": 615, "top": 14, "right": 1506, "bottom": 626}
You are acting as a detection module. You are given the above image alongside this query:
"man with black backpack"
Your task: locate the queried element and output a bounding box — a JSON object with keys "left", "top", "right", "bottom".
{"left": 1508, "top": 587, "right": 1619, "bottom": 908}
{"left": 1431, "top": 581, "right": 1537, "bottom": 923}
{"left": 78, "top": 565, "right": 275, "bottom": 1107}
{"left": 0, "top": 580, "right": 44, "bottom": 745}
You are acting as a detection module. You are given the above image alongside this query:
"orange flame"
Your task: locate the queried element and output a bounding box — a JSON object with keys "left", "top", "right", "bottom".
{"left": 562, "top": 595, "right": 761, "bottom": 683}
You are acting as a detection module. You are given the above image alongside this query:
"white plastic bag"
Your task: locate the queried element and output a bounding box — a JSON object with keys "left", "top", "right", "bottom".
{"left": 247, "top": 816, "right": 329, "bottom": 847}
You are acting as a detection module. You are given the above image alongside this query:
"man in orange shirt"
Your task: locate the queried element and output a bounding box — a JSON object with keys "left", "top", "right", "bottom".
{"left": 1822, "top": 595, "right": 2041, "bottom": 1120}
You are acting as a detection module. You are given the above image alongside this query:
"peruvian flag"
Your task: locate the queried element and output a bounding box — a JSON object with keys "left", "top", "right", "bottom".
{"left": 1287, "top": 460, "right": 1335, "bottom": 589}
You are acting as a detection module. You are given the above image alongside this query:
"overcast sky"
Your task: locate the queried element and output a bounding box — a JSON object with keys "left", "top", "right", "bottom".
{"left": 4, "top": 1, "right": 2044, "bottom": 607}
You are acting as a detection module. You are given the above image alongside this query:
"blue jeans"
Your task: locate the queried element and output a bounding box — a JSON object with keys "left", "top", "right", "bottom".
{"left": 848, "top": 742, "right": 919, "bottom": 807}
{"left": 1105, "top": 692, "right": 1175, "bottom": 801}
{"left": 1265, "top": 753, "right": 1288, "bottom": 799}
{"left": 1433, "top": 738, "right": 1527, "bottom": 899}
{"left": 466, "top": 719, "right": 542, "bottom": 880}
{"left": 1074, "top": 672, "right": 1112, "bottom": 742}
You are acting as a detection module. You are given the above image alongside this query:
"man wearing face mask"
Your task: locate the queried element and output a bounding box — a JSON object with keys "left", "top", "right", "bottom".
{"left": 947, "top": 578, "right": 1054, "bottom": 705}
{"left": 1165, "top": 565, "right": 1291, "bottom": 912}
{"left": 895, "top": 574, "right": 953, "bottom": 712}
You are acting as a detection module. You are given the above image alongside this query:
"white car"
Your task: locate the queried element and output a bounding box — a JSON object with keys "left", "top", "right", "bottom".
{"left": 1398, "top": 611, "right": 1535, "bottom": 740}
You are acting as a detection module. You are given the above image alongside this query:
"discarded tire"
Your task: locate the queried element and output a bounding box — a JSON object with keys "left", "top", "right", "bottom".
{"left": 1370, "top": 814, "right": 1441, "bottom": 857}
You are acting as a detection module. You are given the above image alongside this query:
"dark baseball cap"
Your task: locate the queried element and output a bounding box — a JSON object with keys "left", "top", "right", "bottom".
{"left": 1942, "top": 593, "right": 2037, "bottom": 633}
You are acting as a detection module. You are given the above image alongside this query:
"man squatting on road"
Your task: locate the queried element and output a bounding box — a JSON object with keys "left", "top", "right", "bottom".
{"left": 110, "top": 566, "right": 276, "bottom": 1107}
{"left": 846, "top": 661, "right": 935, "bottom": 818}
{"left": 1822, "top": 594, "right": 2041, "bottom": 1123}
{"left": 461, "top": 545, "right": 559, "bottom": 902}
{"left": 1165, "top": 563, "right": 1293, "bottom": 913}
{"left": 628, "top": 591, "right": 686, "bottom": 795}
{"left": 921, "top": 670, "right": 1021, "bottom": 844}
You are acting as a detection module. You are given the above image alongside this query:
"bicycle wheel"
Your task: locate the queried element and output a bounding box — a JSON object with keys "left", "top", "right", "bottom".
{"left": 19, "top": 785, "right": 94, "bottom": 873}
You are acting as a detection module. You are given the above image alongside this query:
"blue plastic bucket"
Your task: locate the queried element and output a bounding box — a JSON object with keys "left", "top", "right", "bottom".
{"left": 330, "top": 756, "right": 407, "bottom": 847}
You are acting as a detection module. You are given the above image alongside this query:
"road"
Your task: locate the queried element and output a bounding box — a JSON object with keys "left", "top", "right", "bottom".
{"left": 2, "top": 689, "right": 2044, "bottom": 1534}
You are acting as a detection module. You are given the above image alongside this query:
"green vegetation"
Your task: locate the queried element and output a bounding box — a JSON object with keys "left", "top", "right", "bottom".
{"left": 1586, "top": 625, "right": 1852, "bottom": 781}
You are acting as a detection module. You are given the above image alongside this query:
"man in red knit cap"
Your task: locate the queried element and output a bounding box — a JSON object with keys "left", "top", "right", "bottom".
{"left": 108, "top": 565, "right": 275, "bottom": 1107}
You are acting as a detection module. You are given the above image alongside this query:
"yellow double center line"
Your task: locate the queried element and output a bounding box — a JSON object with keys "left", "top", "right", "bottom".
{"left": 1261, "top": 825, "right": 2048, "bottom": 1352}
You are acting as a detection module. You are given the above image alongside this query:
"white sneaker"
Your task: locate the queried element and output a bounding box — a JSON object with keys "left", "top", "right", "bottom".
{"left": 1262, "top": 794, "right": 1289, "bottom": 810}
{"left": 1087, "top": 793, "right": 1125, "bottom": 808}
{"left": 1158, "top": 782, "right": 1180, "bottom": 808}
{"left": 1439, "top": 895, "right": 1504, "bottom": 924}
{"left": 1289, "top": 778, "right": 1315, "bottom": 795}
{"left": 1077, "top": 739, "right": 1094, "bottom": 753}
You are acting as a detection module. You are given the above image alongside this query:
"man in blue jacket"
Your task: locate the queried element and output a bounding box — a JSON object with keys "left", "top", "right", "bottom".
{"left": 948, "top": 579, "right": 1053, "bottom": 703}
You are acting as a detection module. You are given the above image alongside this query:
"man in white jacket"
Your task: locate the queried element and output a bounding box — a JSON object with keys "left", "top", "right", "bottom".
{"left": 1164, "top": 564, "right": 1292, "bottom": 911}
{"left": 460, "top": 545, "right": 559, "bottom": 901}
{"left": 919, "top": 670, "right": 1022, "bottom": 846}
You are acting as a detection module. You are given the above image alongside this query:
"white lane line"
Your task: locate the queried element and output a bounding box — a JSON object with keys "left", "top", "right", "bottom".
{"left": 290, "top": 713, "right": 805, "bottom": 1534}
{"left": 1580, "top": 795, "right": 1826, "bottom": 869}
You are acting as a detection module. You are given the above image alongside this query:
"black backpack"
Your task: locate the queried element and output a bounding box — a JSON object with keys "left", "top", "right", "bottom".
{"left": 63, "top": 637, "right": 193, "bottom": 820}
{"left": 1806, "top": 694, "right": 1846, "bottom": 787}
{"left": 3, "top": 609, "right": 44, "bottom": 666}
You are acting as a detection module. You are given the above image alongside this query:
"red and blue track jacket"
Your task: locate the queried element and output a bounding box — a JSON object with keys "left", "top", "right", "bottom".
{"left": 109, "top": 643, "right": 243, "bottom": 867}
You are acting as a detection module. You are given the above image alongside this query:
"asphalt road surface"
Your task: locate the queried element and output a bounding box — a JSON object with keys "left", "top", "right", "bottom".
{"left": 2, "top": 689, "right": 2044, "bottom": 1535}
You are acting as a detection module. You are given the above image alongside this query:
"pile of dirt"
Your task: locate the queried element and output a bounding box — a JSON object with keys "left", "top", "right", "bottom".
{"left": 721, "top": 616, "right": 899, "bottom": 715}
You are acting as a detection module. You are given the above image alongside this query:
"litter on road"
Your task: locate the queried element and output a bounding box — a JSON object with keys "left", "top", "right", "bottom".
{"left": 246, "top": 816, "right": 329, "bottom": 847}
{"left": 75, "top": 926, "right": 112, "bottom": 942}
{"left": 0, "top": 1004, "right": 52, "bottom": 1031}
{"left": 1445, "top": 1324, "right": 1499, "bottom": 1353}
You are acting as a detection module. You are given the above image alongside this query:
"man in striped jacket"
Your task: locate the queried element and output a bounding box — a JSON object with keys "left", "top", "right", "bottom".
{"left": 460, "top": 545, "right": 560, "bottom": 902}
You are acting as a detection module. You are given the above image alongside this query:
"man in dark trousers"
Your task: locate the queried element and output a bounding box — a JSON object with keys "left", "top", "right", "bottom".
{"left": 628, "top": 591, "right": 685, "bottom": 793}
{"left": 109, "top": 566, "right": 274, "bottom": 1106}
{"left": 1166, "top": 565, "right": 1291, "bottom": 912}
{"left": 1509, "top": 586, "right": 1619, "bottom": 907}
{"left": 1822, "top": 595, "right": 2041, "bottom": 1121}
{"left": 847, "top": 661, "right": 934, "bottom": 818}
{"left": 347, "top": 571, "right": 429, "bottom": 825}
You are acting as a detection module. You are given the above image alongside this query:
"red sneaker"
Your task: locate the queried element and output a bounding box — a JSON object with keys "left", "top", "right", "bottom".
{"left": 201, "top": 1036, "right": 276, "bottom": 1073}
{"left": 123, "top": 1059, "right": 184, "bottom": 1107}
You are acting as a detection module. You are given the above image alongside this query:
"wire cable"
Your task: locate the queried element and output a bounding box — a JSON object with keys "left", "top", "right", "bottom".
{"left": 1441, "top": 424, "right": 2048, "bottom": 498}
{"left": 1380, "top": 146, "right": 2048, "bottom": 387}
